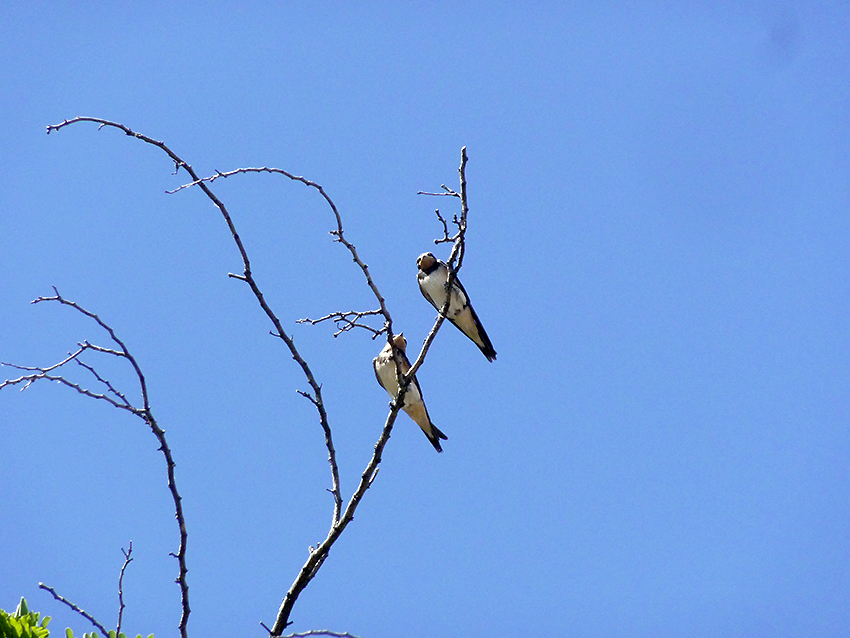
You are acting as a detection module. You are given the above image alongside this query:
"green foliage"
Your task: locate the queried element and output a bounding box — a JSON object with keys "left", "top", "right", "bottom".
{"left": 0, "top": 598, "right": 51, "bottom": 638}
{"left": 1, "top": 599, "right": 151, "bottom": 638}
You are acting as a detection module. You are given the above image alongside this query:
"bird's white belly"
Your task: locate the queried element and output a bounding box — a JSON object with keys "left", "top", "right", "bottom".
{"left": 376, "top": 358, "right": 420, "bottom": 407}
{"left": 422, "top": 272, "right": 467, "bottom": 318}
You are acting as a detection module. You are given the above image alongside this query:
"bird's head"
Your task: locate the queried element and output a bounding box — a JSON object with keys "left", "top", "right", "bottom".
{"left": 417, "top": 252, "right": 437, "bottom": 272}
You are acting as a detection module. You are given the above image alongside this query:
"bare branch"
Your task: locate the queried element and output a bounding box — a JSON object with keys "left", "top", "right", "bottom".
{"left": 408, "top": 146, "right": 470, "bottom": 379}
{"left": 74, "top": 355, "right": 133, "bottom": 407}
{"left": 32, "top": 287, "right": 152, "bottom": 409}
{"left": 117, "top": 542, "right": 133, "bottom": 636}
{"left": 271, "top": 147, "right": 471, "bottom": 635}
{"left": 416, "top": 183, "right": 460, "bottom": 197}
{"left": 297, "top": 309, "right": 385, "bottom": 338}
{"left": 296, "top": 389, "right": 315, "bottom": 401}
{"left": 431, "top": 209, "right": 453, "bottom": 245}
{"left": 47, "top": 117, "right": 346, "bottom": 531}
{"left": 39, "top": 583, "right": 110, "bottom": 637}
{"left": 168, "top": 164, "right": 396, "bottom": 337}
{"left": 4, "top": 289, "right": 191, "bottom": 638}
{"left": 44, "top": 119, "right": 472, "bottom": 635}
{"left": 0, "top": 368, "right": 141, "bottom": 412}
{"left": 270, "top": 399, "right": 403, "bottom": 636}
{"left": 2, "top": 345, "right": 86, "bottom": 374}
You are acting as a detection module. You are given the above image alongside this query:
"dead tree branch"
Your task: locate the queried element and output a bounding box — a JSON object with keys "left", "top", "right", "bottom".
{"left": 408, "top": 146, "right": 470, "bottom": 379}
{"left": 296, "top": 310, "right": 385, "bottom": 338}
{"left": 43, "top": 118, "right": 412, "bottom": 635}
{"left": 39, "top": 583, "right": 110, "bottom": 637}
{"left": 117, "top": 542, "right": 133, "bottom": 636}
{"left": 432, "top": 208, "right": 461, "bottom": 245}
{"left": 38, "top": 118, "right": 472, "bottom": 635}
{"left": 416, "top": 184, "right": 460, "bottom": 198}
{"left": 47, "top": 117, "right": 346, "bottom": 532}
{"left": 3, "top": 289, "right": 190, "bottom": 638}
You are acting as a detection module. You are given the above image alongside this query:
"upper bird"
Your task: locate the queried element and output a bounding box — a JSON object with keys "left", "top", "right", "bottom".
{"left": 373, "top": 333, "right": 448, "bottom": 453}
{"left": 417, "top": 252, "right": 497, "bottom": 362}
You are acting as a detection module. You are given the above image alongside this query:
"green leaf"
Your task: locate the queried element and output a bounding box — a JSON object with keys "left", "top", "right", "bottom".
{"left": 15, "top": 598, "right": 29, "bottom": 617}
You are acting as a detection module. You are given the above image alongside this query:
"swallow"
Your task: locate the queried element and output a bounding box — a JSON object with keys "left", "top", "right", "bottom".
{"left": 373, "top": 333, "right": 448, "bottom": 453}
{"left": 416, "top": 252, "right": 497, "bottom": 362}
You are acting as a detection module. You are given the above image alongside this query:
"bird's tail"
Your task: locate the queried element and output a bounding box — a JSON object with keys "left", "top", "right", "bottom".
{"left": 479, "top": 342, "right": 497, "bottom": 362}
{"left": 426, "top": 423, "right": 449, "bottom": 453}
{"left": 404, "top": 403, "right": 449, "bottom": 453}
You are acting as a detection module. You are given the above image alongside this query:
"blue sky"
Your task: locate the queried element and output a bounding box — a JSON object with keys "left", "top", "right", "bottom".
{"left": 2, "top": 3, "right": 849, "bottom": 637}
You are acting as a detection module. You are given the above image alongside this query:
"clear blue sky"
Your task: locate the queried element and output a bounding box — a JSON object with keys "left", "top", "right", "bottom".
{"left": 2, "top": 3, "right": 849, "bottom": 637}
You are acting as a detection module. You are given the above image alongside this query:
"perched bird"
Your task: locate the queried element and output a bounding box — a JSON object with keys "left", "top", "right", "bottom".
{"left": 416, "top": 252, "right": 497, "bottom": 362}
{"left": 373, "top": 333, "right": 448, "bottom": 453}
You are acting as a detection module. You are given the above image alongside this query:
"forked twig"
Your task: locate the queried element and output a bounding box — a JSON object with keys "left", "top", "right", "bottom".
{"left": 117, "top": 542, "right": 133, "bottom": 636}
{"left": 4, "top": 288, "right": 190, "bottom": 638}
{"left": 297, "top": 310, "right": 385, "bottom": 338}
{"left": 416, "top": 184, "right": 460, "bottom": 197}
{"left": 40, "top": 118, "right": 473, "bottom": 635}
{"left": 44, "top": 117, "right": 404, "bottom": 634}
{"left": 433, "top": 208, "right": 461, "bottom": 245}
{"left": 408, "top": 146, "right": 470, "bottom": 379}
{"left": 47, "top": 117, "right": 347, "bottom": 534}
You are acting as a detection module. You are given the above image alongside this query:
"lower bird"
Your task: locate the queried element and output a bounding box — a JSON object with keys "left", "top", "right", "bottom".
{"left": 373, "top": 333, "right": 448, "bottom": 453}
{"left": 416, "top": 252, "right": 497, "bottom": 361}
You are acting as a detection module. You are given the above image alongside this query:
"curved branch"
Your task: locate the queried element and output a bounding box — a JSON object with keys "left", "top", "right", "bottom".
{"left": 169, "top": 165, "right": 396, "bottom": 337}
{"left": 47, "top": 118, "right": 346, "bottom": 528}
{"left": 44, "top": 119, "right": 471, "bottom": 635}
{"left": 272, "top": 146, "right": 471, "bottom": 635}
{"left": 39, "top": 583, "right": 109, "bottom": 636}
{"left": 4, "top": 290, "right": 191, "bottom": 638}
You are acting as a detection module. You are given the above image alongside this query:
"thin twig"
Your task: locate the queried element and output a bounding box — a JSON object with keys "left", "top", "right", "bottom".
{"left": 39, "top": 583, "right": 110, "bottom": 637}
{"left": 74, "top": 356, "right": 133, "bottom": 407}
{"left": 2, "top": 345, "right": 86, "bottom": 374}
{"left": 33, "top": 287, "right": 152, "bottom": 408}
{"left": 44, "top": 118, "right": 470, "bottom": 635}
{"left": 0, "top": 369, "right": 141, "bottom": 412}
{"left": 416, "top": 183, "right": 459, "bottom": 197}
{"left": 433, "top": 209, "right": 461, "bottom": 245}
{"left": 168, "top": 164, "right": 396, "bottom": 342}
{"left": 117, "top": 542, "right": 133, "bottom": 636}
{"left": 50, "top": 118, "right": 346, "bottom": 604}
{"left": 4, "top": 286, "right": 191, "bottom": 638}
{"left": 270, "top": 399, "right": 404, "bottom": 635}
{"left": 271, "top": 147, "right": 470, "bottom": 636}
{"left": 297, "top": 309, "right": 385, "bottom": 338}
{"left": 408, "top": 146, "right": 470, "bottom": 379}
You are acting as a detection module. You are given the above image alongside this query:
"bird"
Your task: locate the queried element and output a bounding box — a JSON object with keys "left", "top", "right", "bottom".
{"left": 416, "top": 252, "right": 497, "bottom": 362}
{"left": 373, "top": 333, "right": 448, "bottom": 452}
